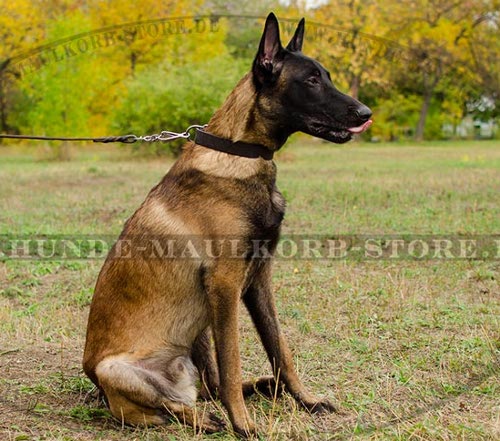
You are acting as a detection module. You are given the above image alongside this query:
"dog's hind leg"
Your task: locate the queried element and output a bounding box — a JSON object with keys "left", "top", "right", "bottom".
{"left": 94, "top": 354, "right": 225, "bottom": 432}
{"left": 191, "top": 328, "right": 220, "bottom": 401}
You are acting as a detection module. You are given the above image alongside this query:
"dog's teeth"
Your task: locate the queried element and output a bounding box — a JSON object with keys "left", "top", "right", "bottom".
{"left": 331, "top": 130, "right": 350, "bottom": 138}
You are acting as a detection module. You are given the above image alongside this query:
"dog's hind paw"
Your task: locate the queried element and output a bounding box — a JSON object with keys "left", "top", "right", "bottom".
{"left": 201, "top": 412, "right": 226, "bottom": 433}
{"left": 302, "top": 398, "right": 338, "bottom": 414}
{"left": 242, "top": 375, "right": 285, "bottom": 398}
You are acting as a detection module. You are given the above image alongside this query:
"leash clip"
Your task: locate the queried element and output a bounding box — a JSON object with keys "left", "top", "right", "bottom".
{"left": 137, "top": 124, "right": 208, "bottom": 143}
{"left": 184, "top": 124, "right": 208, "bottom": 139}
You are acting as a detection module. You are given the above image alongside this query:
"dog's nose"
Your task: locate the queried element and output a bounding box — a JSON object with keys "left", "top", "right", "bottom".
{"left": 355, "top": 104, "right": 372, "bottom": 122}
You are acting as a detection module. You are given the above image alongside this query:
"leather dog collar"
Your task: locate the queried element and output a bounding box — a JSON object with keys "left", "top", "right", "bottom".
{"left": 194, "top": 129, "right": 274, "bottom": 160}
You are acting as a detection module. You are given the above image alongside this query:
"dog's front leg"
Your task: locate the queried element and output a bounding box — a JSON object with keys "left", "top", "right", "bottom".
{"left": 243, "top": 262, "right": 337, "bottom": 414}
{"left": 204, "top": 261, "right": 256, "bottom": 438}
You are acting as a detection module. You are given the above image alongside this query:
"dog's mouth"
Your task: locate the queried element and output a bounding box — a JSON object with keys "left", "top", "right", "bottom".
{"left": 325, "top": 129, "right": 353, "bottom": 143}
{"left": 312, "top": 119, "right": 373, "bottom": 144}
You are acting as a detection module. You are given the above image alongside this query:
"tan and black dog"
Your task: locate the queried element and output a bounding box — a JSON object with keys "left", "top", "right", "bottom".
{"left": 83, "top": 13, "right": 372, "bottom": 438}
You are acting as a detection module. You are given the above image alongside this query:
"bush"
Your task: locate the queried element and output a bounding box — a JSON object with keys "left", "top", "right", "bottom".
{"left": 112, "top": 55, "right": 249, "bottom": 155}
{"left": 369, "top": 93, "right": 421, "bottom": 141}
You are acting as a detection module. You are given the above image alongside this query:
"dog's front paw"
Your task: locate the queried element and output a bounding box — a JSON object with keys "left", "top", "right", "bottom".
{"left": 232, "top": 419, "right": 258, "bottom": 439}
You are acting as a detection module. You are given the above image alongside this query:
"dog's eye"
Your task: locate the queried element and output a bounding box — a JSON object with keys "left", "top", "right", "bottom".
{"left": 305, "top": 70, "right": 321, "bottom": 86}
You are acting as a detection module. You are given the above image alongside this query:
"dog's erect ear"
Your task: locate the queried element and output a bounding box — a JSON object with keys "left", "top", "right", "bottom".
{"left": 286, "top": 18, "right": 305, "bottom": 52}
{"left": 253, "top": 13, "right": 284, "bottom": 85}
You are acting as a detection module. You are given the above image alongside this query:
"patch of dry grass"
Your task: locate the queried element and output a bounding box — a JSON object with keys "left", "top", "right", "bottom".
{"left": 0, "top": 140, "right": 499, "bottom": 440}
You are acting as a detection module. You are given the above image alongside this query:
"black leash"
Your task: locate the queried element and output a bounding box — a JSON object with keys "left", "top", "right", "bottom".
{"left": 0, "top": 125, "right": 207, "bottom": 144}
{"left": 0, "top": 134, "right": 138, "bottom": 143}
{"left": 0, "top": 125, "right": 275, "bottom": 160}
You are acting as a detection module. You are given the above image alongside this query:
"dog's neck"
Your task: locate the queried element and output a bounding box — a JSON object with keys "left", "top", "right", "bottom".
{"left": 205, "top": 73, "right": 288, "bottom": 151}
{"left": 181, "top": 73, "right": 281, "bottom": 180}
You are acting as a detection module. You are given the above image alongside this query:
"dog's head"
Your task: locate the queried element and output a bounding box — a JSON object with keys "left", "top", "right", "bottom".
{"left": 252, "top": 13, "right": 372, "bottom": 144}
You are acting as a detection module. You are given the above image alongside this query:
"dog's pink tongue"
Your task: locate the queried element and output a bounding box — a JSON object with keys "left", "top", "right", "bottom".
{"left": 347, "top": 119, "right": 372, "bottom": 134}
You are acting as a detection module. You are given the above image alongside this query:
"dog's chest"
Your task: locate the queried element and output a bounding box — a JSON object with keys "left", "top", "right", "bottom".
{"left": 244, "top": 180, "right": 286, "bottom": 237}
{"left": 267, "top": 186, "right": 286, "bottom": 230}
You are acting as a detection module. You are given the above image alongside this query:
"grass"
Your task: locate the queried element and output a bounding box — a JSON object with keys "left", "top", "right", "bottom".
{"left": 0, "top": 139, "right": 499, "bottom": 440}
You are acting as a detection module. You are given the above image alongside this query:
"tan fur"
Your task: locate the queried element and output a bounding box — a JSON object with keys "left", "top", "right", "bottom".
{"left": 207, "top": 73, "right": 282, "bottom": 150}
{"left": 84, "top": 17, "right": 336, "bottom": 438}
{"left": 189, "top": 147, "right": 268, "bottom": 179}
{"left": 142, "top": 199, "right": 199, "bottom": 235}
{"left": 208, "top": 74, "right": 259, "bottom": 143}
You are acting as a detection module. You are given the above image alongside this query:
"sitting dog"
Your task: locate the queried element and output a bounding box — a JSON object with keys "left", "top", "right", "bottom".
{"left": 83, "top": 13, "right": 372, "bottom": 437}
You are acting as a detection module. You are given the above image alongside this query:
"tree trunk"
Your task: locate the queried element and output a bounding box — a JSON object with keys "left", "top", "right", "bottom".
{"left": 415, "top": 88, "right": 433, "bottom": 141}
{"left": 55, "top": 142, "right": 72, "bottom": 161}
{"left": 0, "top": 76, "right": 8, "bottom": 134}
{"left": 130, "top": 51, "right": 137, "bottom": 77}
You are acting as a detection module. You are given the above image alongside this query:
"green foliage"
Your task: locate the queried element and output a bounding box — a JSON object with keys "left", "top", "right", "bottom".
{"left": 10, "top": 12, "right": 108, "bottom": 158}
{"left": 370, "top": 93, "right": 421, "bottom": 141}
{"left": 16, "top": 14, "right": 93, "bottom": 134}
{"left": 112, "top": 55, "right": 248, "bottom": 155}
{"left": 69, "top": 405, "right": 111, "bottom": 421}
{"left": 1, "top": 1, "right": 498, "bottom": 152}
{"left": 424, "top": 103, "right": 451, "bottom": 140}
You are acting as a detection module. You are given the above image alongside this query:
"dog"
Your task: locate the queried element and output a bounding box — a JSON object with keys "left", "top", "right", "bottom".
{"left": 83, "top": 13, "right": 372, "bottom": 438}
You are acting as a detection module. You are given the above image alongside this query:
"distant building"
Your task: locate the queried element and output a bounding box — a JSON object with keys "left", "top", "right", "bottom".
{"left": 442, "top": 116, "right": 498, "bottom": 139}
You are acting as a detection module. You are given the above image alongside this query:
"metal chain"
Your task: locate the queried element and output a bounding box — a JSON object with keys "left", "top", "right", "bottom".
{"left": 0, "top": 124, "right": 208, "bottom": 144}
{"left": 137, "top": 124, "right": 207, "bottom": 143}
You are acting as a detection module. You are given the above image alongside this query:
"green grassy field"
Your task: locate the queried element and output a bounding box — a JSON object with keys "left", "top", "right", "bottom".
{"left": 0, "top": 139, "right": 499, "bottom": 440}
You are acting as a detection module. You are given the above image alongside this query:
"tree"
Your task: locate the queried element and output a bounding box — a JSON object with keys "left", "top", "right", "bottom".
{"left": 310, "top": 0, "right": 393, "bottom": 100}
{"left": 201, "top": 1, "right": 281, "bottom": 60}
{"left": 112, "top": 55, "right": 248, "bottom": 155}
{"left": 0, "top": 0, "right": 45, "bottom": 133}
{"left": 14, "top": 12, "right": 104, "bottom": 158}
{"left": 465, "top": 11, "right": 500, "bottom": 120}
{"left": 388, "top": 0, "right": 498, "bottom": 140}
{"left": 4, "top": 0, "right": 231, "bottom": 157}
